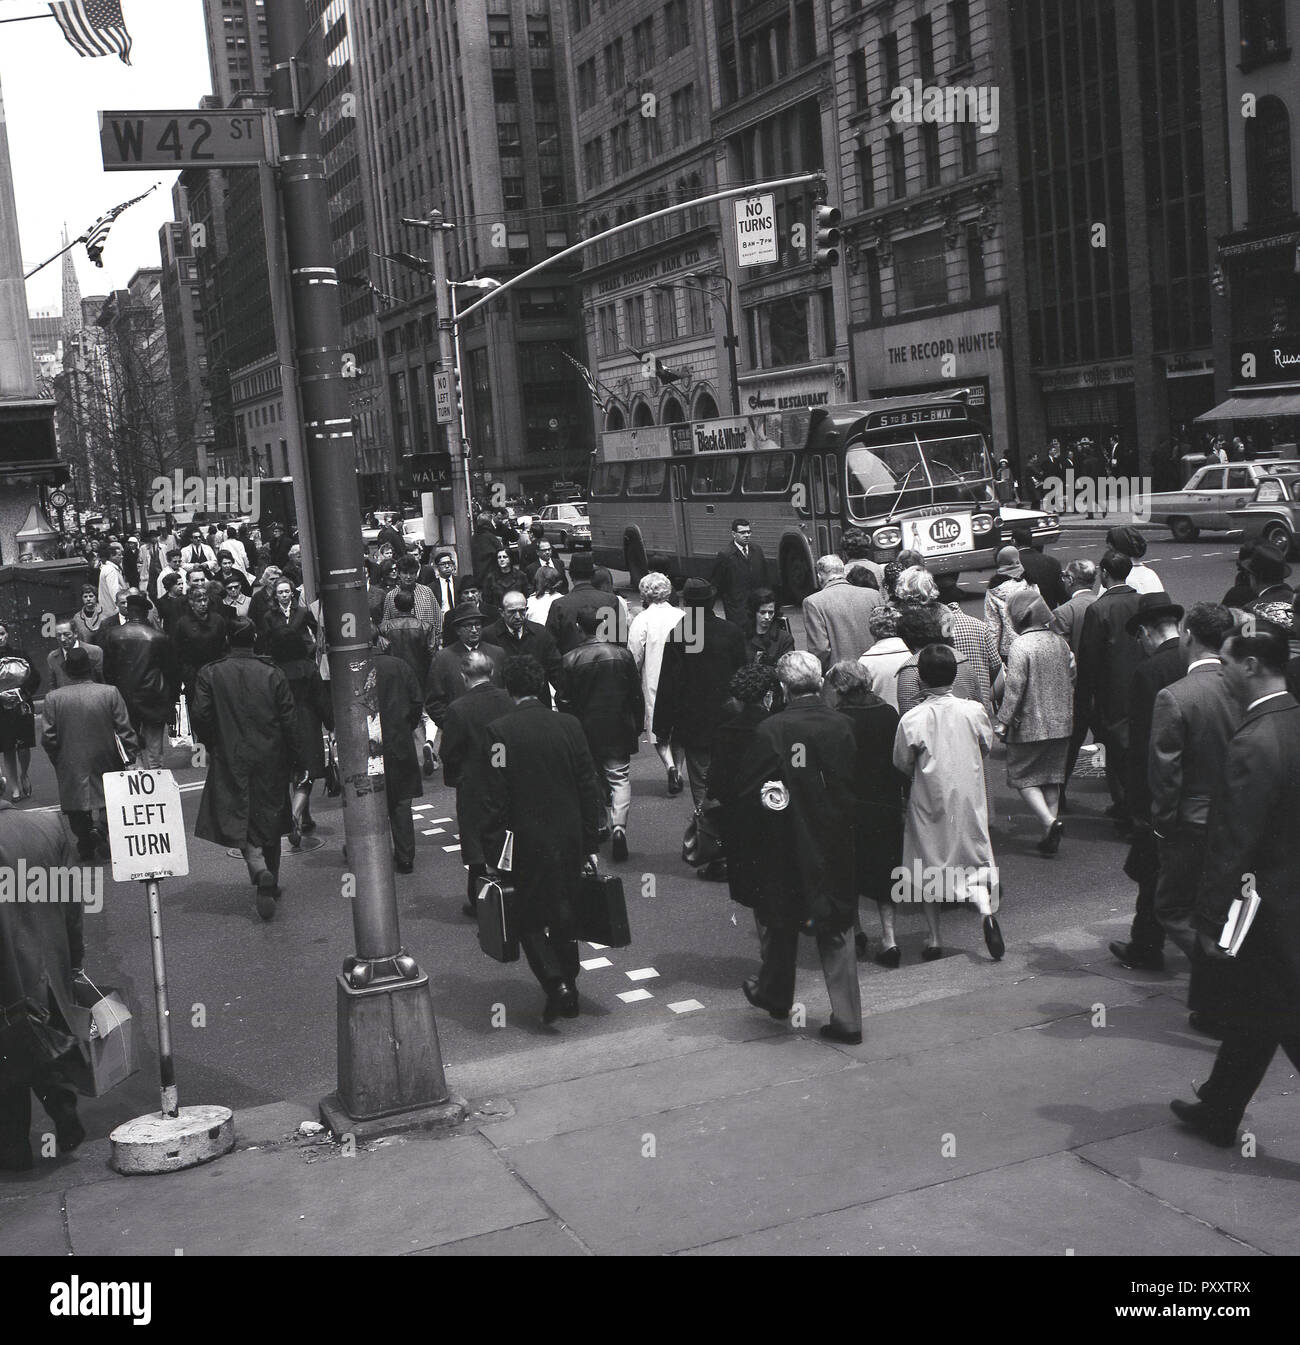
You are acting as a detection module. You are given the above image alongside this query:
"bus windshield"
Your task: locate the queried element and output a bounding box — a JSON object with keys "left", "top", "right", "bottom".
{"left": 845, "top": 432, "right": 992, "bottom": 518}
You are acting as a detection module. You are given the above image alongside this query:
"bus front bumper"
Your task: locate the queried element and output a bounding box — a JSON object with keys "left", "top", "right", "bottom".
{"left": 872, "top": 544, "right": 999, "bottom": 575}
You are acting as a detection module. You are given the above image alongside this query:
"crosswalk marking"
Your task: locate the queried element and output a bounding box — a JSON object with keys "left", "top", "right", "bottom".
{"left": 442, "top": 844, "right": 461, "bottom": 853}
{"left": 617, "top": 988, "right": 654, "bottom": 1004}
{"left": 668, "top": 999, "right": 704, "bottom": 1014}
{"left": 422, "top": 828, "right": 444, "bottom": 836}
{"left": 626, "top": 967, "right": 658, "bottom": 981}
{"left": 580, "top": 956, "right": 612, "bottom": 970}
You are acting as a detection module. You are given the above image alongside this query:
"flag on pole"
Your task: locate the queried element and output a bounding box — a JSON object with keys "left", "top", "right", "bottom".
{"left": 79, "top": 185, "right": 157, "bottom": 268}
{"left": 556, "top": 349, "right": 608, "bottom": 409}
{"left": 48, "top": 1, "right": 133, "bottom": 66}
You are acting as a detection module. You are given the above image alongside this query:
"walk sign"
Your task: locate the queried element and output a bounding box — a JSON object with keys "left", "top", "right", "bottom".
{"left": 103, "top": 770, "right": 189, "bottom": 883}
{"left": 735, "top": 193, "right": 778, "bottom": 267}
{"left": 99, "top": 110, "right": 269, "bottom": 172}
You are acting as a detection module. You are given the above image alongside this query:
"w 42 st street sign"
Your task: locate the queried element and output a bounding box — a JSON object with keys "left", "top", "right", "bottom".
{"left": 100, "top": 110, "right": 269, "bottom": 171}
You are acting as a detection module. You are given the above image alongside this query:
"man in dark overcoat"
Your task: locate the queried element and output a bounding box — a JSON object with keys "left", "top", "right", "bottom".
{"left": 368, "top": 640, "right": 424, "bottom": 874}
{"left": 438, "top": 649, "right": 515, "bottom": 915}
{"left": 480, "top": 655, "right": 603, "bottom": 1024}
{"left": 544, "top": 552, "right": 619, "bottom": 654}
{"left": 709, "top": 518, "right": 767, "bottom": 627}
{"left": 0, "top": 803, "right": 88, "bottom": 1171}
{"left": 192, "top": 618, "right": 301, "bottom": 919}
{"left": 735, "top": 650, "right": 863, "bottom": 1043}
{"left": 1171, "top": 628, "right": 1300, "bottom": 1147}
{"left": 424, "top": 603, "right": 506, "bottom": 728}
{"left": 101, "top": 592, "right": 177, "bottom": 769}
{"left": 171, "top": 584, "right": 228, "bottom": 727}
{"left": 652, "top": 578, "right": 746, "bottom": 807}
{"left": 482, "top": 589, "right": 561, "bottom": 708}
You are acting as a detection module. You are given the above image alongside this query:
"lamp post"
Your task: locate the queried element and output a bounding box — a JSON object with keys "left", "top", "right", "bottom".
{"left": 652, "top": 273, "right": 740, "bottom": 416}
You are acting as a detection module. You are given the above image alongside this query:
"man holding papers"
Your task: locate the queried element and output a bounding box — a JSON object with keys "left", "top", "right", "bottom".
{"left": 1170, "top": 626, "right": 1300, "bottom": 1148}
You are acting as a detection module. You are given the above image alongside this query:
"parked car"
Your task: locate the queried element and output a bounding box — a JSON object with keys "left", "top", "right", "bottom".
{"left": 536, "top": 502, "right": 591, "bottom": 550}
{"left": 1227, "top": 473, "right": 1300, "bottom": 556}
{"left": 1133, "top": 461, "right": 1300, "bottom": 540}
{"left": 999, "top": 504, "right": 1061, "bottom": 548}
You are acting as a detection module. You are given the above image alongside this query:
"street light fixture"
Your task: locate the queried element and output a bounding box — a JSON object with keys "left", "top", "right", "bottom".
{"left": 652, "top": 272, "right": 740, "bottom": 416}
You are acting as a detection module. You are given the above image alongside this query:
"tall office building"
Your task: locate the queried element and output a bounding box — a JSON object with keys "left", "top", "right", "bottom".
{"left": 832, "top": 0, "right": 1012, "bottom": 454}
{"left": 999, "top": 0, "right": 1228, "bottom": 471}
{"left": 1207, "top": 0, "right": 1300, "bottom": 450}
{"left": 203, "top": 0, "right": 272, "bottom": 103}
{"left": 353, "top": 0, "right": 589, "bottom": 499}
{"left": 559, "top": 0, "right": 728, "bottom": 433}
{"left": 159, "top": 219, "right": 215, "bottom": 477}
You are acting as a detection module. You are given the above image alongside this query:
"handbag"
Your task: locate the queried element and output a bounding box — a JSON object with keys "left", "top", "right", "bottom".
{"left": 682, "top": 805, "right": 724, "bottom": 866}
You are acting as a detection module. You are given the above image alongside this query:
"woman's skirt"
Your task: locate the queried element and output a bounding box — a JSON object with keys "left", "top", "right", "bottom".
{"left": 1006, "top": 736, "right": 1069, "bottom": 789}
{"left": 0, "top": 698, "right": 36, "bottom": 751}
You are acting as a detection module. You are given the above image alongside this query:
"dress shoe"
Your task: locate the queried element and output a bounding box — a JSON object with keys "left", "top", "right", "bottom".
{"left": 983, "top": 915, "right": 1005, "bottom": 961}
{"left": 921, "top": 945, "right": 944, "bottom": 962}
{"left": 1108, "top": 940, "right": 1164, "bottom": 972}
{"left": 394, "top": 861, "right": 414, "bottom": 875}
{"left": 422, "top": 743, "right": 436, "bottom": 777}
{"left": 287, "top": 819, "right": 302, "bottom": 849}
{"left": 666, "top": 767, "right": 683, "bottom": 796}
{"left": 47, "top": 1102, "right": 85, "bottom": 1153}
{"left": 611, "top": 828, "right": 628, "bottom": 863}
{"left": 255, "top": 870, "right": 278, "bottom": 921}
{"left": 854, "top": 931, "right": 869, "bottom": 959}
{"left": 1036, "top": 819, "right": 1064, "bottom": 856}
{"left": 742, "top": 978, "right": 788, "bottom": 1020}
{"left": 1188, "top": 1012, "right": 1225, "bottom": 1039}
{"left": 543, "top": 981, "right": 579, "bottom": 1024}
{"left": 1169, "top": 1099, "right": 1236, "bottom": 1148}
{"left": 875, "top": 944, "right": 901, "bottom": 968}
{"left": 819, "top": 1023, "right": 863, "bottom": 1046}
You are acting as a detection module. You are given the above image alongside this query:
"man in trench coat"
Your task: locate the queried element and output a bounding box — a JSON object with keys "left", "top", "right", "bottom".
{"left": 735, "top": 650, "right": 863, "bottom": 1044}
{"left": 41, "top": 648, "right": 138, "bottom": 861}
{"left": 1171, "top": 628, "right": 1300, "bottom": 1147}
{"left": 480, "top": 655, "right": 604, "bottom": 1024}
{"left": 192, "top": 618, "right": 301, "bottom": 920}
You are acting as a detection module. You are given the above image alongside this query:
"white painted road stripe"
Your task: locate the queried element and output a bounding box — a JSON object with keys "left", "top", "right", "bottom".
{"left": 442, "top": 844, "right": 461, "bottom": 853}
{"left": 422, "top": 828, "right": 444, "bottom": 836}
{"left": 626, "top": 967, "right": 659, "bottom": 981}
{"left": 586, "top": 942, "right": 609, "bottom": 951}
{"left": 617, "top": 988, "right": 654, "bottom": 1003}
{"left": 580, "top": 957, "right": 612, "bottom": 970}
{"left": 668, "top": 999, "right": 704, "bottom": 1014}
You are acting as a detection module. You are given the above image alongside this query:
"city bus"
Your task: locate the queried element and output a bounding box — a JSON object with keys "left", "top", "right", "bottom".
{"left": 588, "top": 389, "right": 1002, "bottom": 599}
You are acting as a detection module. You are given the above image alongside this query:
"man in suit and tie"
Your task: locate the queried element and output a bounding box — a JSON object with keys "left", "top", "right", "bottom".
{"left": 427, "top": 550, "right": 461, "bottom": 619}
{"left": 47, "top": 620, "right": 103, "bottom": 689}
{"left": 1170, "top": 627, "right": 1300, "bottom": 1148}
{"left": 710, "top": 518, "right": 767, "bottom": 628}
{"left": 523, "top": 538, "right": 568, "bottom": 595}
{"left": 801, "top": 554, "right": 881, "bottom": 671}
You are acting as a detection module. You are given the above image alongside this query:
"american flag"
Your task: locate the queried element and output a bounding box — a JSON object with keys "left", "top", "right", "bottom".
{"left": 49, "top": 1, "right": 133, "bottom": 66}
{"left": 80, "top": 185, "right": 156, "bottom": 268}
{"left": 556, "top": 349, "right": 608, "bottom": 409}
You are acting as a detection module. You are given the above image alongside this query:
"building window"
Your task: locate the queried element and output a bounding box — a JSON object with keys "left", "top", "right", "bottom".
{"left": 502, "top": 177, "right": 525, "bottom": 211}
{"left": 536, "top": 121, "right": 560, "bottom": 156}
{"left": 633, "top": 17, "right": 655, "bottom": 74}
{"left": 665, "top": 0, "right": 691, "bottom": 54}
{"left": 853, "top": 49, "right": 870, "bottom": 109}
{"left": 487, "top": 17, "right": 511, "bottom": 48}
{"left": 767, "top": 295, "right": 810, "bottom": 367}
{"left": 949, "top": 0, "right": 973, "bottom": 66}
{"left": 625, "top": 293, "right": 647, "bottom": 347}
{"left": 493, "top": 71, "right": 517, "bottom": 103}
{"left": 880, "top": 31, "right": 899, "bottom": 96}
{"left": 1240, "top": 0, "right": 1288, "bottom": 67}
{"left": 497, "top": 121, "right": 521, "bottom": 151}
{"left": 655, "top": 288, "right": 679, "bottom": 342}
{"left": 670, "top": 85, "right": 696, "bottom": 146}
{"left": 888, "top": 132, "right": 906, "bottom": 198}
{"left": 604, "top": 37, "right": 625, "bottom": 90}
{"left": 528, "top": 18, "right": 552, "bottom": 48}
{"left": 856, "top": 144, "right": 874, "bottom": 209}
{"left": 959, "top": 119, "right": 978, "bottom": 176}
{"left": 922, "top": 123, "right": 941, "bottom": 187}
{"left": 966, "top": 223, "right": 986, "bottom": 302}
{"left": 544, "top": 230, "right": 568, "bottom": 254}
{"left": 599, "top": 303, "right": 619, "bottom": 356}
{"left": 894, "top": 230, "right": 948, "bottom": 311}
{"left": 1246, "top": 96, "right": 1293, "bottom": 220}
{"left": 913, "top": 16, "right": 934, "bottom": 80}
{"left": 640, "top": 111, "right": 662, "bottom": 159}
{"left": 611, "top": 122, "right": 632, "bottom": 175}
{"left": 865, "top": 249, "right": 883, "bottom": 320}
{"left": 583, "top": 136, "right": 604, "bottom": 188}
{"left": 576, "top": 58, "right": 597, "bottom": 110}
{"left": 507, "top": 233, "right": 529, "bottom": 265}
{"left": 518, "top": 287, "right": 566, "bottom": 318}
{"left": 570, "top": 0, "right": 592, "bottom": 35}
{"left": 686, "top": 283, "right": 713, "bottom": 336}
{"left": 541, "top": 175, "right": 563, "bottom": 206}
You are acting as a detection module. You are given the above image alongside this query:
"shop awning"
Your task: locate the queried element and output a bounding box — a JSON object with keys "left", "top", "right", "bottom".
{"left": 1195, "top": 392, "right": 1300, "bottom": 421}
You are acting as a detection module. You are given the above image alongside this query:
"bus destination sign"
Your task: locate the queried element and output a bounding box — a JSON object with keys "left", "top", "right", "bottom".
{"left": 868, "top": 406, "right": 963, "bottom": 429}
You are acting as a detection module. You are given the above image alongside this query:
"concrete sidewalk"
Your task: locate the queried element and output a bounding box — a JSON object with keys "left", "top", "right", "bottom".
{"left": 2, "top": 917, "right": 1295, "bottom": 1256}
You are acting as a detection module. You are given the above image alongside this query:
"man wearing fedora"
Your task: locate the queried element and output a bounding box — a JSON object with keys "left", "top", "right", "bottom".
{"left": 1170, "top": 626, "right": 1300, "bottom": 1148}
{"left": 424, "top": 602, "right": 506, "bottom": 730}
{"left": 1242, "top": 540, "right": 1294, "bottom": 607}
{"left": 100, "top": 592, "right": 176, "bottom": 769}
{"left": 1108, "top": 593, "right": 1187, "bottom": 972}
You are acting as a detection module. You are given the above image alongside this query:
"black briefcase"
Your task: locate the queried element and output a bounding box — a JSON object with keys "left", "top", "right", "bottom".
{"left": 576, "top": 872, "right": 631, "bottom": 948}
{"left": 475, "top": 875, "right": 520, "bottom": 963}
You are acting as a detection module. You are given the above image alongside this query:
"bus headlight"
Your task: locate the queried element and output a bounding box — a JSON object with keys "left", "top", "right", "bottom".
{"left": 971, "top": 513, "right": 994, "bottom": 534}
{"left": 872, "top": 526, "right": 901, "bottom": 549}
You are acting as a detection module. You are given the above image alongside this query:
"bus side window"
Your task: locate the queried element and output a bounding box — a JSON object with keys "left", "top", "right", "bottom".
{"left": 812, "top": 456, "right": 827, "bottom": 515}
{"left": 795, "top": 459, "right": 812, "bottom": 516}
{"left": 824, "top": 454, "right": 841, "bottom": 514}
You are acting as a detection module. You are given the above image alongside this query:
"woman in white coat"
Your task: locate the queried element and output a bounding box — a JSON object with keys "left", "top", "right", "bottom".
{"left": 627, "top": 572, "right": 687, "bottom": 794}
{"left": 893, "top": 644, "right": 1004, "bottom": 962}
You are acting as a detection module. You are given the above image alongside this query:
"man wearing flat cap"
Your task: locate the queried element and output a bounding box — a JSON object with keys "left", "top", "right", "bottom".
{"left": 424, "top": 602, "right": 506, "bottom": 728}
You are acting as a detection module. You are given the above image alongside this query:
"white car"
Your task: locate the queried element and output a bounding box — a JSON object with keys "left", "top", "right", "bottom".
{"left": 537, "top": 502, "right": 591, "bottom": 550}
{"left": 999, "top": 505, "right": 1061, "bottom": 547}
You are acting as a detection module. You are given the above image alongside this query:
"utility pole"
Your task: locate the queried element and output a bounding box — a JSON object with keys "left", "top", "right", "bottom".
{"left": 264, "top": 0, "right": 458, "bottom": 1139}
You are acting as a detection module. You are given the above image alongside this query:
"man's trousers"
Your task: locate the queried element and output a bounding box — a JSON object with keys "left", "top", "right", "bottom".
{"left": 1154, "top": 824, "right": 1206, "bottom": 959}
{"left": 756, "top": 924, "right": 862, "bottom": 1034}
{"left": 1197, "top": 1029, "right": 1300, "bottom": 1129}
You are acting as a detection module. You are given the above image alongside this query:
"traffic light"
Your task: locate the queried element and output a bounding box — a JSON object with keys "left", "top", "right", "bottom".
{"left": 812, "top": 205, "right": 842, "bottom": 269}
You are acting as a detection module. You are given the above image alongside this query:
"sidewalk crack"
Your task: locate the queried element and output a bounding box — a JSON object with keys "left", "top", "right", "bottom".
{"left": 477, "top": 1131, "right": 595, "bottom": 1255}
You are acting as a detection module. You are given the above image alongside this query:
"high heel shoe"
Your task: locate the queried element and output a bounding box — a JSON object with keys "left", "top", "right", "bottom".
{"left": 1036, "top": 819, "right": 1064, "bottom": 856}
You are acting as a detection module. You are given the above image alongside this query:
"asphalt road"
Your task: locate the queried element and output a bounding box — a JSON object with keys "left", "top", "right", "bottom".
{"left": 51, "top": 525, "right": 1241, "bottom": 1132}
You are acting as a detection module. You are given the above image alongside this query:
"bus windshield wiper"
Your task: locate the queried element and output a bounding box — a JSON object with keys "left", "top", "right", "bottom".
{"left": 885, "top": 464, "right": 921, "bottom": 523}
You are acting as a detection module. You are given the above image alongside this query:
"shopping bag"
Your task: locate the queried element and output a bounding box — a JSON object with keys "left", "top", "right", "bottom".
{"left": 475, "top": 875, "right": 520, "bottom": 963}
{"left": 62, "top": 978, "right": 137, "bottom": 1098}
{"left": 576, "top": 871, "right": 631, "bottom": 948}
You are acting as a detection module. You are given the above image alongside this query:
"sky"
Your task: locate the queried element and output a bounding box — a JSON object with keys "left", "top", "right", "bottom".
{"left": 2, "top": 0, "right": 213, "bottom": 317}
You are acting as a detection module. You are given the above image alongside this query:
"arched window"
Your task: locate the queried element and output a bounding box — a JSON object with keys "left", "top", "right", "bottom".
{"left": 661, "top": 395, "right": 686, "bottom": 424}
{"left": 693, "top": 389, "right": 719, "bottom": 420}
{"left": 1246, "top": 96, "right": 1293, "bottom": 221}
{"left": 632, "top": 400, "right": 655, "bottom": 427}
{"left": 605, "top": 405, "right": 626, "bottom": 431}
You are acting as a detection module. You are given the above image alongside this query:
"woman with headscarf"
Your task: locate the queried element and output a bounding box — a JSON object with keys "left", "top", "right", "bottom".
{"left": 1106, "top": 525, "right": 1161, "bottom": 595}
{"left": 261, "top": 577, "right": 331, "bottom": 844}
{"left": 824, "top": 660, "right": 907, "bottom": 965}
{"left": 995, "top": 587, "right": 1075, "bottom": 855}
{"left": 984, "top": 545, "right": 1029, "bottom": 661}
{"left": 858, "top": 603, "right": 912, "bottom": 710}
{"left": 627, "top": 571, "right": 687, "bottom": 793}
{"left": 526, "top": 564, "right": 564, "bottom": 626}
{"left": 0, "top": 623, "right": 40, "bottom": 800}
{"left": 743, "top": 587, "right": 794, "bottom": 668}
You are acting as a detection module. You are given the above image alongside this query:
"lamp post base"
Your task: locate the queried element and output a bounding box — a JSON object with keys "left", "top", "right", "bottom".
{"left": 320, "top": 972, "right": 465, "bottom": 1139}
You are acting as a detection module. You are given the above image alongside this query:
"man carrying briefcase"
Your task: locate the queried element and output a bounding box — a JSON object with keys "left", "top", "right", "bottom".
{"left": 480, "top": 655, "right": 604, "bottom": 1024}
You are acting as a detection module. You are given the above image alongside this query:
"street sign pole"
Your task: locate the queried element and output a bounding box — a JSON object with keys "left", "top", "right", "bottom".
{"left": 264, "top": 0, "right": 459, "bottom": 1140}
{"left": 103, "top": 769, "right": 235, "bottom": 1174}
